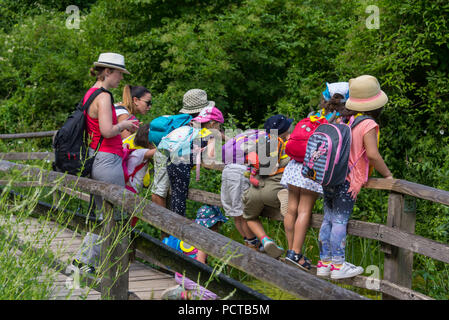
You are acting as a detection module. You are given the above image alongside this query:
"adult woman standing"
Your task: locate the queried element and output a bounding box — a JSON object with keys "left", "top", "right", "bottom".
{"left": 71, "top": 53, "right": 138, "bottom": 273}
{"left": 115, "top": 84, "right": 152, "bottom": 139}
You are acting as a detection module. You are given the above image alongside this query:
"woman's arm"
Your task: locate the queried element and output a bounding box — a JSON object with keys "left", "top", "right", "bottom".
{"left": 117, "top": 113, "right": 132, "bottom": 139}
{"left": 97, "top": 94, "right": 139, "bottom": 138}
{"left": 363, "top": 128, "right": 393, "bottom": 179}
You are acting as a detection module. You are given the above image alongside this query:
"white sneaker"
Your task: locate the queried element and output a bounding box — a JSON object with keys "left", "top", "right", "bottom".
{"left": 330, "top": 262, "right": 364, "bottom": 280}
{"left": 316, "top": 260, "right": 332, "bottom": 277}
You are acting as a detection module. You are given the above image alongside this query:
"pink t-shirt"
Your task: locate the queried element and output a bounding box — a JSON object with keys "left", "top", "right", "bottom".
{"left": 346, "top": 118, "right": 378, "bottom": 199}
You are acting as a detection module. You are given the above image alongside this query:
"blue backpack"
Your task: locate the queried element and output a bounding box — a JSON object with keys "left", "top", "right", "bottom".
{"left": 148, "top": 114, "right": 192, "bottom": 146}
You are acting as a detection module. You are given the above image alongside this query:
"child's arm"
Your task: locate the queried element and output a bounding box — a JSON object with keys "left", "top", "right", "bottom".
{"left": 196, "top": 250, "right": 207, "bottom": 264}
{"left": 206, "top": 137, "right": 215, "bottom": 159}
{"left": 144, "top": 148, "right": 156, "bottom": 160}
{"left": 363, "top": 128, "right": 393, "bottom": 179}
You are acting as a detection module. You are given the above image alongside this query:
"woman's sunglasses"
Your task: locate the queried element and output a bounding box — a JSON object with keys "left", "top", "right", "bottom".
{"left": 139, "top": 98, "right": 152, "bottom": 107}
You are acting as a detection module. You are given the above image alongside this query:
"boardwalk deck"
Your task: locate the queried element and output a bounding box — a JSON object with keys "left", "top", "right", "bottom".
{"left": 0, "top": 214, "right": 176, "bottom": 300}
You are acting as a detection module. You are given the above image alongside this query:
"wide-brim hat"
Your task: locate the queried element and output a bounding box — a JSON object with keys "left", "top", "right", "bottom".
{"left": 263, "top": 114, "right": 293, "bottom": 135}
{"left": 179, "top": 89, "right": 214, "bottom": 114}
{"left": 345, "top": 75, "right": 388, "bottom": 112}
{"left": 93, "top": 52, "right": 130, "bottom": 74}
{"left": 195, "top": 205, "right": 228, "bottom": 228}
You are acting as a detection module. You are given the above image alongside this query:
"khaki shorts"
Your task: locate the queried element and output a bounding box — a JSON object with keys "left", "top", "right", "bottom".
{"left": 150, "top": 149, "right": 170, "bottom": 198}
{"left": 242, "top": 174, "right": 284, "bottom": 221}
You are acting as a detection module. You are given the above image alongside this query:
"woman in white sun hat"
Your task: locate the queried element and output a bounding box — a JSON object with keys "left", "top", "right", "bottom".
{"left": 316, "top": 75, "right": 393, "bottom": 281}
{"left": 71, "top": 53, "right": 139, "bottom": 274}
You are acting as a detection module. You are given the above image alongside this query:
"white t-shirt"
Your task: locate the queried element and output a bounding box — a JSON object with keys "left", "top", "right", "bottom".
{"left": 126, "top": 148, "right": 149, "bottom": 193}
{"left": 114, "top": 104, "right": 130, "bottom": 118}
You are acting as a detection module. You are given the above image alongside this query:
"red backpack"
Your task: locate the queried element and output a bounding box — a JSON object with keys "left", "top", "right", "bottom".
{"left": 285, "top": 115, "right": 328, "bottom": 163}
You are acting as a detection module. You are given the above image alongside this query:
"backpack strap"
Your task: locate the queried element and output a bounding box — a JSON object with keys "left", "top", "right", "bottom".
{"left": 82, "top": 87, "right": 114, "bottom": 152}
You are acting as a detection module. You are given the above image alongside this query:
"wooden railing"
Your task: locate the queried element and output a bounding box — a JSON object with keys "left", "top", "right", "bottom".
{"left": 1, "top": 132, "right": 448, "bottom": 300}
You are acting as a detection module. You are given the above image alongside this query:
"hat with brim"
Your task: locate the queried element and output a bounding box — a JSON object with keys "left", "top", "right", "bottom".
{"left": 93, "top": 52, "right": 130, "bottom": 74}
{"left": 179, "top": 89, "right": 214, "bottom": 114}
{"left": 192, "top": 106, "right": 224, "bottom": 123}
{"left": 263, "top": 114, "right": 293, "bottom": 135}
{"left": 345, "top": 75, "right": 388, "bottom": 112}
{"left": 195, "top": 205, "right": 228, "bottom": 228}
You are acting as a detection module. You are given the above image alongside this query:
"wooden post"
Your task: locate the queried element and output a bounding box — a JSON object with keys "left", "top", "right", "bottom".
{"left": 382, "top": 192, "right": 416, "bottom": 299}
{"left": 100, "top": 201, "right": 130, "bottom": 300}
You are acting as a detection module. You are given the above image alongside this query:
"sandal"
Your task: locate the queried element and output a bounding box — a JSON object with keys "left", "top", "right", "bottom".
{"left": 285, "top": 250, "right": 311, "bottom": 271}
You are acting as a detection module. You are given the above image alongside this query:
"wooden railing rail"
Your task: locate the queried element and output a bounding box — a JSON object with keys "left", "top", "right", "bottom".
{"left": 2, "top": 134, "right": 449, "bottom": 300}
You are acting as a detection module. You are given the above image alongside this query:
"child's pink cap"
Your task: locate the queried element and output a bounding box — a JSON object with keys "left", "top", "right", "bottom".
{"left": 192, "top": 106, "right": 224, "bottom": 123}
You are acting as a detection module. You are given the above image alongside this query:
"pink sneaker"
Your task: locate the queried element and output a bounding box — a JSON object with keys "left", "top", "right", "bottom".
{"left": 316, "top": 260, "right": 331, "bottom": 277}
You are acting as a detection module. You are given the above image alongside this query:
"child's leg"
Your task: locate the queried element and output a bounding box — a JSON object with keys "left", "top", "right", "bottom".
{"left": 234, "top": 216, "right": 256, "bottom": 240}
{"left": 329, "top": 181, "right": 355, "bottom": 265}
{"left": 318, "top": 187, "right": 335, "bottom": 263}
{"left": 292, "top": 188, "right": 319, "bottom": 255}
{"left": 167, "top": 162, "right": 191, "bottom": 217}
{"left": 283, "top": 185, "right": 300, "bottom": 250}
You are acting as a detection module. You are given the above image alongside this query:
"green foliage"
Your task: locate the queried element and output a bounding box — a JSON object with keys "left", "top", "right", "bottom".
{"left": 1, "top": 0, "right": 449, "bottom": 299}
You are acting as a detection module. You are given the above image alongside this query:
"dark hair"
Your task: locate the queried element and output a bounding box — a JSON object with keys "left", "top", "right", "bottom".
{"left": 340, "top": 106, "right": 384, "bottom": 121}
{"left": 122, "top": 85, "right": 151, "bottom": 114}
{"left": 134, "top": 123, "right": 151, "bottom": 148}
{"left": 320, "top": 93, "right": 346, "bottom": 114}
{"left": 90, "top": 66, "right": 108, "bottom": 81}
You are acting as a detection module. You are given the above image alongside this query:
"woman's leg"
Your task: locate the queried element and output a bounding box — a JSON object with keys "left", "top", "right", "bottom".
{"left": 76, "top": 151, "right": 125, "bottom": 269}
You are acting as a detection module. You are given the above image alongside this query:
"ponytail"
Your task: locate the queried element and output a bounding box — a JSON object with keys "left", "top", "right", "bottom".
{"left": 121, "top": 85, "right": 151, "bottom": 115}
{"left": 122, "top": 84, "right": 135, "bottom": 114}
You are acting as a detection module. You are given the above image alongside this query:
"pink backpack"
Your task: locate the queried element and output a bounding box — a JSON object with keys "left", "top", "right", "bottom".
{"left": 121, "top": 146, "right": 147, "bottom": 194}
{"left": 285, "top": 115, "right": 328, "bottom": 163}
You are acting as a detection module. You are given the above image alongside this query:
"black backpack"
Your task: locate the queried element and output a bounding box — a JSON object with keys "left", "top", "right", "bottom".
{"left": 52, "top": 87, "right": 112, "bottom": 177}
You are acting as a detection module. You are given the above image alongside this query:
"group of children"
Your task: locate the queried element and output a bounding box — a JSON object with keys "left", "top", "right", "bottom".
{"left": 219, "top": 75, "right": 393, "bottom": 281}
{"left": 72, "top": 55, "right": 393, "bottom": 298}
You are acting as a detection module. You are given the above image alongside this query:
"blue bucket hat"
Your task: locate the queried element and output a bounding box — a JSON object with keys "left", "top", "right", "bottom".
{"left": 195, "top": 205, "right": 228, "bottom": 228}
{"left": 263, "top": 114, "right": 293, "bottom": 135}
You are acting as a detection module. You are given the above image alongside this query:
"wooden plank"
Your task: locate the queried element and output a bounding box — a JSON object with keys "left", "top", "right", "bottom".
{"left": 0, "top": 152, "right": 54, "bottom": 161}
{"left": 365, "top": 178, "right": 449, "bottom": 206}
{"left": 310, "top": 213, "right": 449, "bottom": 264}
{"left": 0, "top": 131, "right": 57, "bottom": 139}
{"left": 99, "top": 201, "right": 129, "bottom": 300}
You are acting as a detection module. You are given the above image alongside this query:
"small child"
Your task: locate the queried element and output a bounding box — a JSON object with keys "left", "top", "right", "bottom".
{"left": 123, "top": 123, "right": 156, "bottom": 194}
{"left": 221, "top": 129, "right": 263, "bottom": 251}
{"left": 160, "top": 205, "right": 228, "bottom": 300}
{"left": 316, "top": 75, "right": 393, "bottom": 279}
{"left": 162, "top": 106, "right": 224, "bottom": 217}
{"left": 280, "top": 82, "right": 349, "bottom": 271}
{"left": 150, "top": 89, "right": 210, "bottom": 209}
{"left": 122, "top": 123, "right": 156, "bottom": 227}
{"left": 242, "top": 114, "right": 292, "bottom": 259}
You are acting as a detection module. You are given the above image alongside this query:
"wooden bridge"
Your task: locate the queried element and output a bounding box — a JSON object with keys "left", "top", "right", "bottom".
{"left": 0, "top": 131, "right": 448, "bottom": 300}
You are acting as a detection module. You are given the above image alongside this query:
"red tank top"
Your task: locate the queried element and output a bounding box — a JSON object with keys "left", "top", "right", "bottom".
{"left": 84, "top": 87, "right": 124, "bottom": 157}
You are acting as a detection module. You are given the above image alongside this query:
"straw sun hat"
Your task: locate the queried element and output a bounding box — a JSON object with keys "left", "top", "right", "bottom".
{"left": 345, "top": 75, "right": 388, "bottom": 112}
{"left": 179, "top": 89, "right": 215, "bottom": 114}
{"left": 93, "top": 52, "right": 130, "bottom": 74}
